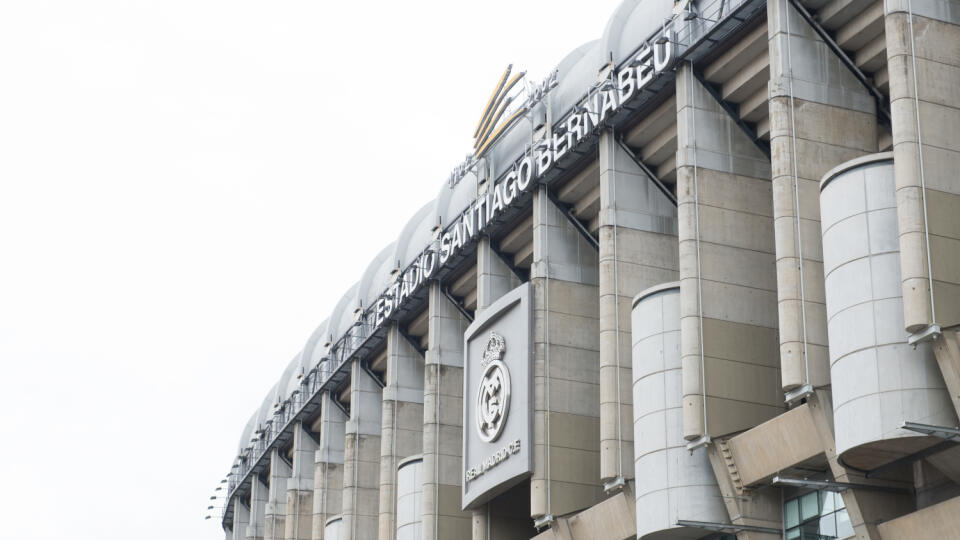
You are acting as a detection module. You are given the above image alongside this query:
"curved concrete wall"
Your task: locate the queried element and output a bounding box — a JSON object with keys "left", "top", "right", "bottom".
{"left": 631, "top": 283, "right": 726, "bottom": 538}
{"left": 324, "top": 516, "right": 342, "bottom": 540}
{"left": 821, "top": 154, "right": 957, "bottom": 470}
{"left": 396, "top": 456, "right": 423, "bottom": 540}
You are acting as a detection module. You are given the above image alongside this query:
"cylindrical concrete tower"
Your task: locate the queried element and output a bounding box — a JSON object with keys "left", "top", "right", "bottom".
{"left": 820, "top": 153, "right": 958, "bottom": 470}
{"left": 631, "top": 282, "right": 727, "bottom": 538}
{"left": 323, "top": 515, "right": 342, "bottom": 540}
{"left": 396, "top": 455, "right": 423, "bottom": 540}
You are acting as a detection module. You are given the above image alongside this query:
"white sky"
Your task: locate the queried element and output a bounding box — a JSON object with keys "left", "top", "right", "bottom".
{"left": 0, "top": 1, "right": 623, "bottom": 538}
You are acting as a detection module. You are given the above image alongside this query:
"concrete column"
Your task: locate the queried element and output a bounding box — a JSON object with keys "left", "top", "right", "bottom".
{"left": 806, "top": 390, "right": 913, "bottom": 538}
{"left": 675, "top": 62, "right": 782, "bottom": 441}
{"left": 885, "top": 1, "right": 960, "bottom": 332}
{"left": 597, "top": 130, "right": 679, "bottom": 486}
{"left": 704, "top": 444, "right": 782, "bottom": 540}
{"left": 471, "top": 507, "right": 489, "bottom": 540}
{"left": 422, "top": 282, "right": 472, "bottom": 540}
{"left": 285, "top": 422, "right": 318, "bottom": 540}
{"left": 529, "top": 185, "right": 602, "bottom": 521}
{"left": 472, "top": 235, "right": 525, "bottom": 535}
{"left": 932, "top": 327, "right": 960, "bottom": 417}
{"left": 342, "top": 361, "right": 382, "bottom": 540}
{"left": 767, "top": 0, "right": 879, "bottom": 390}
{"left": 477, "top": 236, "right": 521, "bottom": 312}
{"left": 313, "top": 392, "right": 346, "bottom": 540}
{"left": 675, "top": 61, "right": 782, "bottom": 535}
{"left": 265, "top": 448, "right": 292, "bottom": 540}
{"left": 879, "top": 494, "right": 960, "bottom": 538}
{"left": 232, "top": 497, "right": 250, "bottom": 540}
{"left": 248, "top": 475, "right": 268, "bottom": 540}
{"left": 378, "top": 323, "right": 424, "bottom": 540}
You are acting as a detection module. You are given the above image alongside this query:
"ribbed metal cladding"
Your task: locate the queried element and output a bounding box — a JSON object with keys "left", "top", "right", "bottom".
{"left": 631, "top": 282, "right": 726, "bottom": 538}
{"left": 820, "top": 154, "right": 958, "bottom": 470}
{"left": 323, "top": 516, "right": 342, "bottom": 540}
{"left": 396, "top": 456, "right": 423, "bottom": 540}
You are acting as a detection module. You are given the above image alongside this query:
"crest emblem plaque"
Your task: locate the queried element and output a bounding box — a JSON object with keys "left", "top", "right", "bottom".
{"left": 476, "top": 333, "right": 510, "bottom": 443}
{"left": 462, "top": 282, "right": 532, "bottom": 509}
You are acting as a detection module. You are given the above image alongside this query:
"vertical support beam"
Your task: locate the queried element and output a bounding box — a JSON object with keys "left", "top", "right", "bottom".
{"left": 313, "top": 392, "right": 346, "bottom": 540}
{"left": 286, "top": 422, "right": 318, "bottom": 540}
{"left": 530, "top": 184, "right": 602, "bottom": 522}
{"left": 545, "top": 190, "right": 600, "bottom": 251}
{"left": 704, "top": 444, "right": 782, "bottom": 540}
{"left": 805, "top": 390, "right": 914, "bottom": 538}
{"left": 472, "top": 234, "right": 526, "bottom": 538}
{"left": 675, "top": 61, "right": 782, "bottom": 441}
{"left": 471, "top": 507, "right": 489, "bottom": 540}
{"left": 422, "top": 282, "right": 472, "bottom": 540}
{"left": 378, "top": 323, "right": 425, "bottom": 540}
{"left": 478, "top": 236, "right": 522, "bottom": 312}
{"left": 248, "top": 475, "right": 268, "bottom": 540}
{"left": 885, "top": 1, "right": 960, "bottom": 331}
{"left": 691, "top": 68, "right": 771, "bottom": 159}
{"left": 786, "top": 0, "right": 891, "bottom": 125}
{"left": 932, "top": 327, "right": 960, "bottom": 418}
{"left": 342, "top": 360, "right": 383, "bottom": 540}
{"left": 232, "top": 498, "right": 250, "bottom": 540}
{"left": 768, "top": 0, "right": 878, "bottom": 392}
{"left": 675, "top": 60, "right": 783, "bottom": 533}
{"left": 597, "top": 130, "right": 679, "bottom": 487}
{"left": 265, "top": 448, "right": 291, "bottom": 540}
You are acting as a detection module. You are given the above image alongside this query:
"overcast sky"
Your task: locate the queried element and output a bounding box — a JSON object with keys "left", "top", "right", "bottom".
{"left": 0, "top": 1, "right": 623, "bottom": 538}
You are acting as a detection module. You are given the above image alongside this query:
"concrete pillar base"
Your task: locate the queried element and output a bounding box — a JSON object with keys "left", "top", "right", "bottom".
{"left": 932, "top": 326, "right": 960, "bottom": 418}
{"left": 284, "top": 489, "right": 313, "bottom": 540}
{"left": 531, "top": 489, "right": 636, "bottom": 540}
{"left": 878, "top": 494, "right": 960, "bottom": 539}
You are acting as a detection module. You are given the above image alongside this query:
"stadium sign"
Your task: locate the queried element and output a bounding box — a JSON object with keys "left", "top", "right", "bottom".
{"left": 371, "top": 34, "right": 675, "bottom": 331}
{"left": 462, "top": 283, "right": 533, "bottom": 509}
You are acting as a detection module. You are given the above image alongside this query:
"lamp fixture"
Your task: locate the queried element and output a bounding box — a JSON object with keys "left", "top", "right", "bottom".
{"left": 901, "top": 421, "right": 960, "bottom": 441}
{"left": 676, "top": 520, "right": 782, "bottom": 535}
{"left": 771, "top": 475, "right": 909, "bottom": 494}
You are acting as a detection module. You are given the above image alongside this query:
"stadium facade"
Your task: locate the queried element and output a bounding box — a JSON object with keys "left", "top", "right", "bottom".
{"left": 216, "top": 0, "right": 960, "bottom": 538}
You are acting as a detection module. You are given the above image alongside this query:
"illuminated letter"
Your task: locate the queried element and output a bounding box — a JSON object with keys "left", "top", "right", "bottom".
{"left": 384, "top": 288, "right": 394, "bottom": 318}
{"left": 537, "top": 148, "right": 553, "bottom": 176}
{"left": 503, "top": 172, "right": 517, "bottom": 205}
{"left": 490, "top": 182, "right": 505, "bottom": 215}
{"left": 461, "top": 207, "right": 475, "bottom": 241}
{"left": 617, "top": 67, "right": 635, "bottom": 104}
{"left": 451, "top": 223, "right": 463, "bottom": 251}
{"left": 654, "top": 31, "right": 675, "bottom": 72}
{"left": 599, "top": 89, "right": 618, "bottom": 123}
{"left": 439, "top": 232, "right": 452, "bottom": 264}
{"left": 475, "top": 193, "right": 488, "bottom": 230}
{"left": 635, "top": 45, "right": 654, "bottom": 90}
{"left": 553, "top": 130, "right": 569, "bottom": 162}
{"left": 399, "top": 277, "right": 410, "bottom": 305}
{"left": 582, "top": 93, "right": 600, "bottom": 133}
{"left": 566, "top": 113, "right": 583, "bottom": 142}
{"left": 517, "top": 157, "right": 534, "bottom": 191}
{"left": 421, "top": 251, "right": 436, "bottom": 278}
{"left": 375, "top": 298, "right": 385, "bottom": 327}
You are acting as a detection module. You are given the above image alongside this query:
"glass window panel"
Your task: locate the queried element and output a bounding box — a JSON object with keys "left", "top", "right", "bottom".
{"left": 820, "top": 490, "right": 837, "bottom": 516}
{"left": 801, "top": 520, "right": 827, "bottom": 540}
{"left": 786, "top": 526, "right": 801, "bottom": 540}
{"left": 836, "top": 492, "right": 847, "bottom": 510}
{"left": 785, "top": 498, "right": 800, "bottom": 528}
{"left": 801, "top": 491, "right": 821, "bottom": 521}
{"left": 836, "top": 509, "right": 855, "bottom": 538}
{"left": 819, "top": 513, "right": 838, "bottom": 538}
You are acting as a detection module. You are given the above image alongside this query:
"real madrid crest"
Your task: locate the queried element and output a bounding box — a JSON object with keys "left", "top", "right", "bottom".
{"left": 476, "top": 332, "right": 511, "bottom": 443}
